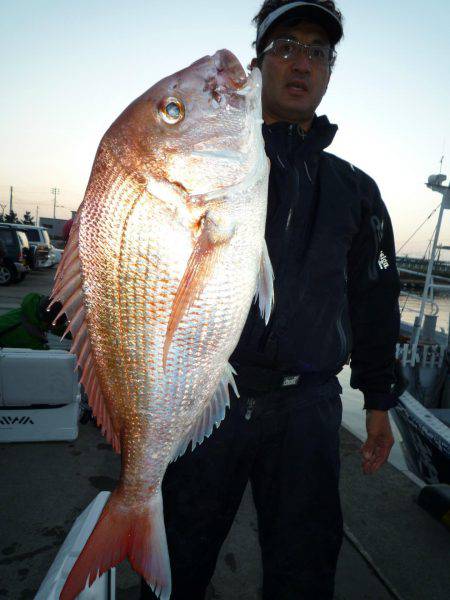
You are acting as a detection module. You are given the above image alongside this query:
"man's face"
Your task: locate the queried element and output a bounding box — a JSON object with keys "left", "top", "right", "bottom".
{"left": 259, "top": 20, "right": 332, "bottom": 126}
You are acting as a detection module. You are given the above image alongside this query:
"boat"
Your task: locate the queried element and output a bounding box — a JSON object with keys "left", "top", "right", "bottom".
{"left": 393, "top": 174, "right": 450, "bottom": 485}
{"left": 397, "top": 255, "right": 450, "bottom": 289}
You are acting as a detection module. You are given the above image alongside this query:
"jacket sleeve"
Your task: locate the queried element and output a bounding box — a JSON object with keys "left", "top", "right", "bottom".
{"left": 347, "top": 176, "right": 401, "bottom": 411}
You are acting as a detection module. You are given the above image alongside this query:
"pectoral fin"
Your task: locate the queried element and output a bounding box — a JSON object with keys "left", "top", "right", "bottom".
{"left": 163, "top": 211, "right": 235, "bottom": 369}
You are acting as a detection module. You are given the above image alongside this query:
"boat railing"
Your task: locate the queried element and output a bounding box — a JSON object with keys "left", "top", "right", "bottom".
{"left": 397, "top": 266, "right": 450, "bottom": 284}
{"left": 396, "top": 341, "right": 446, "bottom": 368}
{"left": 400, "top": 175, "right": 450, "bottom": 361}
{"left": 400, "top": 291, "right": 439, "bottom": 317}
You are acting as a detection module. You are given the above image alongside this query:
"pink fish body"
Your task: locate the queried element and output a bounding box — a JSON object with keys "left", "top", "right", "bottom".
{"left": 52, "top": 50, "right": 273, "bottom": 600}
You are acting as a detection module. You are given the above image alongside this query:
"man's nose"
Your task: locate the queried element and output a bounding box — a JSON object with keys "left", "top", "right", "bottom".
{"left": 291, "top": 50, "right": 312, "bottom": 74}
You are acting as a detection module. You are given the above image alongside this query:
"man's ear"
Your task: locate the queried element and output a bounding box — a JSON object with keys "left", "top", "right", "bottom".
{"left": 248, "top": 57, "right": 258, "bottom": 71}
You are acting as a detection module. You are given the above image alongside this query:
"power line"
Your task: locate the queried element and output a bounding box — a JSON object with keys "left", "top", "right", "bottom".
{"left": 421, "top": 221, "right": 438, "bottom": 260}
{"left": 0, "top": 185, "right": 83, "bottom": 196}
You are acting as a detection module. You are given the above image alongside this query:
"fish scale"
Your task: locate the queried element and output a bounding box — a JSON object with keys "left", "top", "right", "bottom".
{"left": 54, "top": 50, "right": 273, "bottom": 600}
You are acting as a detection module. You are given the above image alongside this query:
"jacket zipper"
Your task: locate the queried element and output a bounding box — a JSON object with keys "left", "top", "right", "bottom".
{"left": 336, "top": 300, "right": 352, "bottom": 364}
{"left": 336, "top": 310, "right": 347, "bottom": 362}
{"left": 258, "top": 126, "right": 298, "bottom": 352}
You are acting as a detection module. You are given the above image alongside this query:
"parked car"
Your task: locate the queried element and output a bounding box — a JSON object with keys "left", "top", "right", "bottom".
{"left": 39, "top": 248, "right": 53, "bottom": 268}
{"left": 0, "top": 225, "right": 31, "bottom": 285}
{"left": 24, "top": 245, "right": 38, "bottom": 269}
{"left": 50, "top": 245, "right": 63, "bottom": 266}
{"left": 8, "top": 224, "right": 52, "bottom": 268}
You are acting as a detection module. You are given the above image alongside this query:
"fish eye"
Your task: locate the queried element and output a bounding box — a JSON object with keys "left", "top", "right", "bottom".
{"left": 159, "top": 97, "right": 185, "bottom": 125}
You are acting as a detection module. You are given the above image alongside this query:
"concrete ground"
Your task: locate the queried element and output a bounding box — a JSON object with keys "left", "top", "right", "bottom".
{"left": 1, "top": 268, "right": 449, "bottom": 600}
{"left": 0, "top": 267, "right": 54, "bottom": 313}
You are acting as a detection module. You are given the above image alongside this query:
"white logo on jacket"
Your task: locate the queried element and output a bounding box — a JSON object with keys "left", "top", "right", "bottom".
{"left": 378, "top": 251, "right": 390, "bottom": 270}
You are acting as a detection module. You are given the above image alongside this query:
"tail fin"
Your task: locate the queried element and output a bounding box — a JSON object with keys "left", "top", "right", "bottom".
{"left": 60, "top": 489, "right": 171, "bottom": 600}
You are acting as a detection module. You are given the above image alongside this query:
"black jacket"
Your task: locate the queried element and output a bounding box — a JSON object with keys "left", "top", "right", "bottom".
{"left": 231, "top": 115, "right": 401, "bottom": 410}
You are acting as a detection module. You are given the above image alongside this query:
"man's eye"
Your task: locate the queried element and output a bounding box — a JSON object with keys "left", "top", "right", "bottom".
{"left": 278, "top": 41, "right": 296, "bottom": 55}
{"left": 311, "top": 46, "right": 326, "bottom": 59}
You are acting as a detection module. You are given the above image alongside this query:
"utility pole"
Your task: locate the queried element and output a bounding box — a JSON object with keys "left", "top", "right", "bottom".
{"left": 9, "top": 186, "right": 13, "bottom": 214}
{"left": 51, "top": 187, "right": 60, "bottom": 219}
{"left": 35, "top": 205, "right": 39, "bottom": 225}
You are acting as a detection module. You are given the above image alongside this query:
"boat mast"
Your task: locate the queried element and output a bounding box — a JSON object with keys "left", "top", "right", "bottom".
{"left": 410, "top": 174, "right": 450, "bottom": 360}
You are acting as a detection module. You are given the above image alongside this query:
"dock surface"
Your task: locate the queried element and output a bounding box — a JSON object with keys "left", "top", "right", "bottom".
{"left": 1, "top": 268, "right": 449, "bottom": 599}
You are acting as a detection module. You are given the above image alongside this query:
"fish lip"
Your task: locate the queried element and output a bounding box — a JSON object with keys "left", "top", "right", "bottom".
{"left": 189, "top": 51, "right": 253, "bottom": 96}
{"left": 198, "top": 51, "right": 259, "bottom": 111}
{"left": 235, "top": 67, "right": 261, "bottom": 97}
{"left": 208, "top": 67, "right": 260, "bottom": 108}
{"left": 213, "top": 49, "right": 247, "bottom": 88}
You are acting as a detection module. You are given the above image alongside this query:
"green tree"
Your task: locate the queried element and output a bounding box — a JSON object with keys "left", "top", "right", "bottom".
{"left": 22, "top": 211, "right": 35, "bottom": 225}
{"left": 4, "top": 210, "right": 19, "bottom": 223}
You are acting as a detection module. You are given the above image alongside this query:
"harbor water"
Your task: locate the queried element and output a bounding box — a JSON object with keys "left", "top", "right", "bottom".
{"left": 399, "top": 291, "right": 450, "bottom": 335}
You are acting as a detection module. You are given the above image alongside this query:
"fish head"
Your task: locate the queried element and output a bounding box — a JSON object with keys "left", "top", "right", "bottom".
{"left": 102, "top": 50, "right": 265, "bottom": 198}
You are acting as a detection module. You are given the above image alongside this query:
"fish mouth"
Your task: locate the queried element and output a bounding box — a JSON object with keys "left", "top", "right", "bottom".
{"left": 213, "top": 49, "right": 247, "bottom": 91}
{"left": 203, "top": 50, "right": 257, "bottom": 108}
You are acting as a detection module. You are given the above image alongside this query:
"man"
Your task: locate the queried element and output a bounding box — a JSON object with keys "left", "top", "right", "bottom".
{"left": 0, "top": 293, "right": 66, "bottom": 350}
{"left": 142, "top": 1, "right": 401, "bottom": 598}
{"left": 62, "top": 218, "right": 73, "bottom": 243}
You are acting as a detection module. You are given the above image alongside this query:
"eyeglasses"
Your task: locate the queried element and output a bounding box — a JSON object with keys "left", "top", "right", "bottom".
{"left": 262, "top": 38, "right": 336, "bottom": 67}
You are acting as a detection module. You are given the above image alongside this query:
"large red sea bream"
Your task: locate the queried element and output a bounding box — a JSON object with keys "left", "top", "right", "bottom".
{"left": 52, "top": 50, "right": 273, "bottom": 600}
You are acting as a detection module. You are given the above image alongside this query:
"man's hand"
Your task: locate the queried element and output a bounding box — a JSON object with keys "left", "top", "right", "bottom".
{"left": 360, "top": 410, "right": 394, "bottom": 474}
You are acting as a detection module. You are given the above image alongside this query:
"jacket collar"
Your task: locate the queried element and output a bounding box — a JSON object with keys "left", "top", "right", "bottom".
{"left": 262, "top": 115, "right": 338, "bottom": 159}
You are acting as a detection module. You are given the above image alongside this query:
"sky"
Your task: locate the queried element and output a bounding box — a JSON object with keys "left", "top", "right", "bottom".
{"left": 0, "top": 0, "right": 449, "bottom": 257}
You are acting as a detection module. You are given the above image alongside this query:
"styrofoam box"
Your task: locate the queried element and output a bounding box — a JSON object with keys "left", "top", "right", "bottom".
{"left": 35, "top": 491, "right": 116, "bottom": 600}
{"left": 0, "top": 348, "right": 81, "bottom": 442}
{"left": 0, "top": 348, "right": 79, "bottom": 406}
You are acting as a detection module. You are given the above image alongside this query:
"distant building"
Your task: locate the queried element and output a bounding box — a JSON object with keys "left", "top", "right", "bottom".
{"left": 38, "top": 217, "right": 70, "bottom": 240}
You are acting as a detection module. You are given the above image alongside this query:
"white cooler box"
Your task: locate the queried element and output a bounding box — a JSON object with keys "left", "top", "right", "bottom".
{"left": 0, "top": 348, "right": 80, "bottom": 442}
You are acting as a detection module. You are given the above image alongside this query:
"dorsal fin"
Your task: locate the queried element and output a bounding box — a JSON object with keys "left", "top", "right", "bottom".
{"left": 51, "top": 217, "right": 121, "bottom": 453}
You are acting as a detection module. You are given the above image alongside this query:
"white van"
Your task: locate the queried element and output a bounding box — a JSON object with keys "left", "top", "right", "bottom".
{"left": 9, "top": 224, "right": 52, "bottom": 267}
